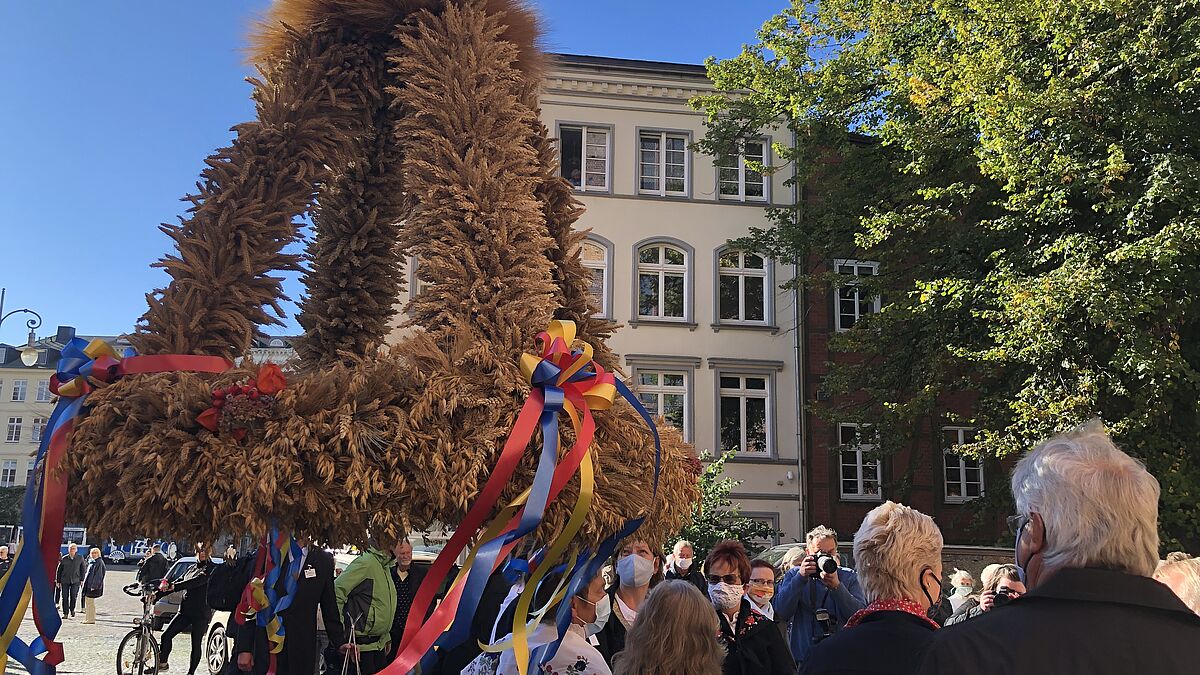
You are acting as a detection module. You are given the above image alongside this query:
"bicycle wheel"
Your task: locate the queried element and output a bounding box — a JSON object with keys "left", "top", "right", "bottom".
{"left": 116, "top": 629, "right": 160, "bottom": 675}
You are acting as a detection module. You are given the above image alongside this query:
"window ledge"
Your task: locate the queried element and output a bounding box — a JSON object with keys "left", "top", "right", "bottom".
{"left": 840, "top": 495, "right": 884, "bottom": 503}
{"left": 630, "top": 318, "right": 698, "bottom": 331}
{"left": 723, "top": 456, "right": 791, "bottom": 465}
{"left": 944, "top": 496, "right": 982, "bottom": 505}
{"left": 711, "top": 322, "right": 779, "bottom": 334}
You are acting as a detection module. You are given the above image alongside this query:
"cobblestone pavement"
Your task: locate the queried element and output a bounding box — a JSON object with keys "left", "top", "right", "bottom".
{"left": 10, "top": 568, "right": 149, "bottom": 674}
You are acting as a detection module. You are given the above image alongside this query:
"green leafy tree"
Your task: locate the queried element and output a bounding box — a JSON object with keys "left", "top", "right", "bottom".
{"left": 694, "top": 0, "right": 1200, "bottom": 550}
{"left": 669, "top": 451, "right": 782, "bottom": 560}
{"left": 0, "top": 487, "right": 22, "bottom": 526}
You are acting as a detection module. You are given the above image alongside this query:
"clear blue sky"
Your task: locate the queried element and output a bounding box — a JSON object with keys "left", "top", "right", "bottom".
{"left": 0, "top": 1, "right": 785, "bottom": 345}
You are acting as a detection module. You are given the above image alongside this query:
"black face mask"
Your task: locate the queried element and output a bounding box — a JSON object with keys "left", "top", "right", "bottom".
{"left": 919, "top": 567, "right": 942, "bottom": 614}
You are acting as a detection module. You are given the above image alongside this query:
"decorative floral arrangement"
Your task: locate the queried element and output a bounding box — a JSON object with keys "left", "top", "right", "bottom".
{"left": 196, "top": 362, "right": 286, "bottom": 441}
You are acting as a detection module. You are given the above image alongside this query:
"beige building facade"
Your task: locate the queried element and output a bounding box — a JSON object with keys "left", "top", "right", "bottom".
{"left": 398, "top": 54, "right": 805, "bottom": 543}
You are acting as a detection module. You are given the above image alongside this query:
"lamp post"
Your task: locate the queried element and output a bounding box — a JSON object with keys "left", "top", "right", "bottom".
{"left": 0, "top": 288, "right": 44, "bottom": 367}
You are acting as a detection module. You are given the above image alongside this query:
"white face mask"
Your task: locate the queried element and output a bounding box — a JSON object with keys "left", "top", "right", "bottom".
{"left": 708, "top": 582, "right": 743, "bottom": 611}
{"left": 675, "top": 557, "right": 693, "bottom": 571}
{"left": 955, "top": 585, "right": 973, "bottom": 597}
{"left": 617, "top": 554, "right": 655, "bottom": 588}
{"left": 584, "top": 594, "right": 611, "bottom": 636}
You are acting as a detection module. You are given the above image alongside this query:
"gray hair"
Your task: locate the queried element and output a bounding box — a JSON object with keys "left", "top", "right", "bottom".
{"left": 948, "top": 568, "right": 973, "bottom": 585}
{"left": 1011, "top": 419, "right": 1160, "bottom": 577}
{"left": 805, "top": 525, "right": 838, "bottom": 548}
{"left": 1156, "top": 558, "right": 1200, "bottom": 614}
{"left": 853, "top": 501, "right": 943, "bottom": 603}
{"left": 673, "top": 540, "right": 694, "bottom": 556}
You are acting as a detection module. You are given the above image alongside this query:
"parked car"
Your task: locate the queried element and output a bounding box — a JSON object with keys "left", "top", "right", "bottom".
{"left": 152, "top": 556, "right": 224, "bottom": 631}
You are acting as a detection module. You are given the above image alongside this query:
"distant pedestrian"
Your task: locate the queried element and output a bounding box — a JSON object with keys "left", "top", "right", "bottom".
{"left": 81, "top": 547, "right": 106, "bottom": 624}
{"left": 0, "top": 545, "right": 12, "bottom": 579}
{"left": 335, "top": 540, "right": 398, "bottom": 674}
{"left": 387, "top": 539, "right": 432, "bottom": 662}
{"left": 55, "top": 543, "right": 86, "bottom": 619}
{"left": 137, "top": 544, "right": 170, "bottom": 585}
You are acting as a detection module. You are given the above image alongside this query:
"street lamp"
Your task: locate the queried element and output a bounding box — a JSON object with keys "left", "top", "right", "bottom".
{"left": 0, "top": 288, "right": 44, "bottom": 367}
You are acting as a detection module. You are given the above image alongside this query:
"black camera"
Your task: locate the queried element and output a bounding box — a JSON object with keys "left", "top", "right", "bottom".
{"left": 812, "top": 608, "right": 834, "bottom": 643}
{"left": 807, "top": 552, "right": 838, "bottom": 577}
{"left": 993, "top": 588, "right": 1016, "bottom": 608}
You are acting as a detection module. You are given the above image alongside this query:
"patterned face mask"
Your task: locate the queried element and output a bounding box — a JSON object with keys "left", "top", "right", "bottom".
{"left": 708, "top": 582, "right": 743, "bottom": 611}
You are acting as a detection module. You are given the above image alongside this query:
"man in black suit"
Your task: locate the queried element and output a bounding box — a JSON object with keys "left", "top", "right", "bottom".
{"left": 235, "top": 539, "right": 348, "bottom": 675}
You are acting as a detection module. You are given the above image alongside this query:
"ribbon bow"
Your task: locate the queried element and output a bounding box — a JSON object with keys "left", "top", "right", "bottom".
{"left": 387, "top": 319, "right": 662, "bottom": 675}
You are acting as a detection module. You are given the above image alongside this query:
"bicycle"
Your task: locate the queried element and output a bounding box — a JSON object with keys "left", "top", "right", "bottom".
{"left": 116, "top": 581, "right": 161, "bottom": 675}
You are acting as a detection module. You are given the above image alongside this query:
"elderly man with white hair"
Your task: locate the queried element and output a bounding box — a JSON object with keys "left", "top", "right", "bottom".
{"left": 917, "top": 420, "right": 1200, "bottom": 675}
{"left": 802, "top": 501, "right": 944, "bottom": 675}
{"left": 663, "top": 539, "right": 706, "bottom": 593}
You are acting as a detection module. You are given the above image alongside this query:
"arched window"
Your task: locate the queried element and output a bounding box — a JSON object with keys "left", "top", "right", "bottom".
{"left": 579, "top": 237, "right": 611, "bottom": 318}
{"left": 636, "top": 242, "right": 689, "bottom": 321}
{"left": 717, "top": 249, "right": 769, "bottom": 324}
{"left": 268, "top": 338, "right": 286, "bottom": 348}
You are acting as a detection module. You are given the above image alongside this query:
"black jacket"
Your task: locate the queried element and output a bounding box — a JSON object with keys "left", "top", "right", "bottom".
{"left": 0, "top": 556, "right": 11, "bottom": 579}
{"left": 83, "top": 557, "right": 106, "bottom": 598}
{"left": 138, "top": 552, "right": 170, "bottom": 584}
{"left": 802, "top": 610, "right": 936, "bottom": 675}
{"left": 664, "top": 565, "right": 707, "bottom": 594}
{"left": 388, "top": 563, "right": 432, "bottom": 660}
{"left": 719, "top": 598, "right": 796, "bottom": 675}
{"left": 55, "top": 554, "right": 86, "bottom": 585}
{"left": 942, "top": 597, "right": 982, "bottom": 626}
{"left": 172, "top": 558, "right": 215, "bottom": 617}
{"left": 235, "top": 547, "right": 346, "bottom": 675}
{"left": 917, "top": 567, "right": 1200, "bottom": 675}
{"left": 595, "top": 584, "right": 634, "bottom": 665}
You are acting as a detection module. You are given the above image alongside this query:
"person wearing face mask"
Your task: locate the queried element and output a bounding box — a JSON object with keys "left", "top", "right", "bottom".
{"left": 595, "top": 538, "right": 661, "bottom": 665}
{"left": 946, "top": 569, "right": 975, "bottom": 613}
{"left": 801, "top": 502, "right": 943, "bottom": 675}
{"left": 704, "top": 540, "right": 794, "bottom": 675}
{"left": 747, "top": 559, "right": 788, "bottom": 641}
{"left": 665, "top": 539, "right": 707, "bottom": 593}
{"left": 493, "top": 569, "right": 613, "bottom": 675}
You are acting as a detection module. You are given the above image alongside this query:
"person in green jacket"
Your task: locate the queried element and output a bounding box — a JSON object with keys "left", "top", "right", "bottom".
{"left": 336, "top": 544, "right": 398, "bottom": 674}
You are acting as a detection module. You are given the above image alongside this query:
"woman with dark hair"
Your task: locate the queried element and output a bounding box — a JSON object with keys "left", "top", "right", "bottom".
{"left": 704, "top": 540, "right": 794, "bottom": 675}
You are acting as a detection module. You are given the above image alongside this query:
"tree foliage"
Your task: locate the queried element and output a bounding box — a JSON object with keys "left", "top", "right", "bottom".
{"left": 695, "top": 0, "right": 1200, "bottom": 550}
{"left": 668, "top": 451, "right": 782, "bottom": 560}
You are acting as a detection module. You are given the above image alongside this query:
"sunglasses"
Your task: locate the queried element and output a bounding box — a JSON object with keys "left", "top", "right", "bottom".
{"left": 705, "top": 573, "right": 742, "bottom": 585}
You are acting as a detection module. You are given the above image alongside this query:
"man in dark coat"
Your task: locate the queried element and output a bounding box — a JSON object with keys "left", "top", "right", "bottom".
{"left": 0, "top": 545, "right": 12, "bottom": 579}
{"left": 387, "top": 540, "right": 434, "bottom": 662}
{"left": 138, "top": 544, "right": 170, "bottom": 585}
{"left": 159, "top": 548, "right": 215, "bottom": 675}
{"left": 664, "top": 540, "right": 707, "bottom": 594}
{"left": 55, "top": 543, "right": 86, "bottom": 618}
{"left": 917, "top": 422, "right": 1200, "bottom": 675}
{"left": 235, "top": 541, "right": 347, "bottom": 675}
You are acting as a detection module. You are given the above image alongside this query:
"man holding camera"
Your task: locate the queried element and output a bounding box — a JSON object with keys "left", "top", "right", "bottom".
{"left": 773, "top": 526, "right": 866, "bottom": 670}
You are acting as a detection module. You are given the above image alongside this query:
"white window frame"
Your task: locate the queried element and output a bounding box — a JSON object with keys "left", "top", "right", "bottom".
{"left": 0, "top": 462, "right": 15, "bottom": 488}
{"left": 839, "top": 423, "right": 883, "bottom": 501}
{"left": 717, "top": 138, "right": 768, "bottom": 202}
{"left": 31, "top": 417, "right": 46, "bottom": 444}
{"left": 636, "top": 243, "right": 690, "bottom": 322}
{"left": 11, "top": 379, "right": 26, "bottom": 403}
{"left": 637, "top": 129, "right": 690, "bottom": 197}
{"left": 718, "top": 373, "right": 773, "bottom": 456}
{"left": 579, "top": 237, "right": 612, "bottom": 319}
{"left": 558, "top": 123, "right": 611, "bottom": 193}
{"left": 35, "top": 379, "right": 50, "bottom": 403}
{"left": 634, "top": 370, "right": 690, "bottom": 442}
{"left": 5, "top": 418, "right": 21, "bottom": 444}
{"left": 943, "top": 426, "right": 985, "bottom": 503}
{"left": 834, "top": 259, "right": 881, "bottom": 332}
{"left": 717, "top": 249, "right": 770, "bottom": 325}
{"left": 25, "top": 462, "right": 34, "bottom": 486}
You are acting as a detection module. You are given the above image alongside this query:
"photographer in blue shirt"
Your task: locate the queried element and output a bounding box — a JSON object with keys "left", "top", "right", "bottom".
{"left": 772, "top": 526, "right": 866, "bottom": 669}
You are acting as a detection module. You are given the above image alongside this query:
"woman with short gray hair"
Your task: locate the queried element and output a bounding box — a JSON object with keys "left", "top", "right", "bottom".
{"left": 800, "top": 501, "right": 943, "bottom": 674}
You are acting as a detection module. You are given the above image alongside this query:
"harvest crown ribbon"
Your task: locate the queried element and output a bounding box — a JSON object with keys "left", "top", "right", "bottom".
{"left": 385, "top": 320, "right": 662, "bottom": 675}
{"left": 0, "top": 338, "right": 230, "bottom": 673}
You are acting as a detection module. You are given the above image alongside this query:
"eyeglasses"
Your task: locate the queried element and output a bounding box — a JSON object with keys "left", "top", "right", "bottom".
{"left": 748, "top": 579, "right": 774, "bottom": 587}
{"left": 705, "top": 573, "right": 741, "bottom": 585}
{"left": 1007, "top": 514, "right": 1029, "bottom": 536}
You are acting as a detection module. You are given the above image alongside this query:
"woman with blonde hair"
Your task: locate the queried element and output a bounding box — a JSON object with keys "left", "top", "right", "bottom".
{"left": 612, "top": 580, "right": 724, "bottom": 675}
{"left": 801, "top": 501, "right": 944, "bottom": 675}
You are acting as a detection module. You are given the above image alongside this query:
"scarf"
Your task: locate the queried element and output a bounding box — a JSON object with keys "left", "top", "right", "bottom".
{"left": 845, "top": 598, "right": 940, "bottom": 630}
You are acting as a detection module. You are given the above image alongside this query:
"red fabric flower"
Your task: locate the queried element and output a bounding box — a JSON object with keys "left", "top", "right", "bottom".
{"left": 256, "top": 363, "right": 286, "bottom": 395}
{"left": 196, "top": 407, "right": 221, "bottom": 432}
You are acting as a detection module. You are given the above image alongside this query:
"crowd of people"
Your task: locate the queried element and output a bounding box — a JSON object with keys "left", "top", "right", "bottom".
{"left": 52, "top": 420, "right": 1200, "bottom": 674}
